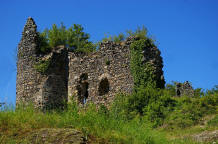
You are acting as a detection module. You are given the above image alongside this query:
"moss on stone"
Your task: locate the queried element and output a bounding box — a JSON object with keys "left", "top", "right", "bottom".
{"left": 34, "top": 59, "right": 50, "bottom": 73}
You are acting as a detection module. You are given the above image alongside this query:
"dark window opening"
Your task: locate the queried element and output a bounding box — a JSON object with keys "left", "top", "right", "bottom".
{"left": 177, "top": 89, "right": 181, "bottom": 96}
{"left": 80, "top": 73, "right": 88, "bottom": 81}
{"left": 98, "top": 78, "right": 109, "bottom": 96}
{"left": 77, "top": 73, "right": 89, "bottom": 104}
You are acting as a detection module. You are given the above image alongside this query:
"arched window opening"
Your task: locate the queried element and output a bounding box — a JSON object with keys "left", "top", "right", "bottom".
{"left": 77, "top": 73, "right": 89, "bottom": 104}
{"left": 98, "top": 78, "right": 109, "bottom": 96}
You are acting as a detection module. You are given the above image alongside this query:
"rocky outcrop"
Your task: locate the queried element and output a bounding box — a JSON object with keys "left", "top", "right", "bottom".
{"left": 193, "top": 130, "right": 218, "bottom": 143}
{"left": 24, "top": 128, "right": 87, "bottom": 144}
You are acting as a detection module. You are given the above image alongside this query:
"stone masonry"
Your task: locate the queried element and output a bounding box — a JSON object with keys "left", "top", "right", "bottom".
{"left": 16, "top": 17, "right": 165, "bottom": 109}
{"left": 68, "top": 40, "right": 134, "bottom": 106}
{"left": 175, "top": 81, "right": 194, "bottom": 97}
{"left": 16, "top": 17, "right": 68, "bottom": 110}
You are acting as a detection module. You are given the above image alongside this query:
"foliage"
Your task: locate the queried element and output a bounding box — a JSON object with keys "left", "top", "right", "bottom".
{"left": 205, "top": 85, "right": 218, "bottom": 95}
{"left": 111, "top": 84, "right": 218, "bottom": 128}
{"left": 111, "top": 88, "right": 176, "bottom": 127}
{"left": 207, "top": 115, "right": 218, "bottom": 127}
{"left": 126, "top": 25, "right": 148, "bottom": 39}
{"left": 102, "top": 33, "right": 125, "bottom": 43}
{"left": 102, "top": 25, "right": 150, "bottom": 43}
{"left": 37, "top": 23, "right": 96, "bottom": 54}
{"left": 130, "top": 39, "right": 157, "bottom": 89}
{"left": 165, "top": 93, "right": 217, "bottom": 129}
{"left": 0, "top": 103, "right": 168, "bottom": 144}
{"left": 37, "top": 31, "right": 50, "bottom": 54}
{"left": 34, "top": 59, "right": 50, "bottom": 73}
{"left": 67, "top": 24, "right": 96, "bottom": 53}
{"left": 1, "top": 85, "right": 217, "bottom": 143}
{"left": 105, "top": 59, "right": 110, "bottom": 65}
{"left": 165, "top": 81, "right": 178, "bottom": 96}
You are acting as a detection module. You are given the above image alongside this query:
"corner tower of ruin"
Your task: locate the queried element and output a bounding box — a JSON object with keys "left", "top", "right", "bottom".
{"left": 16, "top": 18, "right": 68, "bottom": 109}
{"left": 16, "top": 17, "right": 39, "bottom": 106}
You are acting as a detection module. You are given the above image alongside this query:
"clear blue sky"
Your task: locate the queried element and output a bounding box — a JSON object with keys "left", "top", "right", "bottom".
{"left": 0, "top": 0, "right": 218, "bottom": 105}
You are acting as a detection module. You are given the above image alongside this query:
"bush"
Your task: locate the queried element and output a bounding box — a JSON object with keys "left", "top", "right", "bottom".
{"left": 37, "top": 23, "right": 96, "bottom": 54}
{"left": 102, "top": 25, "right": 150, "bottom": 43}
{"left": 102, "top": 33, "right": 125, "bottom": 43}
{"left": 126, "top": 25, "right": 148, "bottom": 39}
{"left": 111, "top": 88, "right": 176, "bottom": 127}
{"left": 207, "top": 115, "right": 218, "bottom": 127}
{"left": 164, "top": 93, "right": 217, "bottom": 129}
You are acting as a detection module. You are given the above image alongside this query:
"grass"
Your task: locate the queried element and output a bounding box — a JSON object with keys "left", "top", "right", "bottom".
{"left": 0, "top": 103, "right": 168, "bottom": 144}
{"left": 0, "top": 88, "right": 217, "bottom": 143}
{"left": 1, "top": 104, "right": 215, "bottom": 144}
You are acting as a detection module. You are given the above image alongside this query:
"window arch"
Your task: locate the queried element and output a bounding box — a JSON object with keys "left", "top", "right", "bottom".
{"left": 98, "top": 78, "right": 110, "bottom": 96}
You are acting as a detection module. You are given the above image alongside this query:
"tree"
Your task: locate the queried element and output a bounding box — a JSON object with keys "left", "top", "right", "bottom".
{"left": 38, "top": 23, "right": 96, "bottom": 54}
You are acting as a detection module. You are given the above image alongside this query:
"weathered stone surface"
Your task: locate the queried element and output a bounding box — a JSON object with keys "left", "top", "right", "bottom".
{"left": 68, "top": 40, "right": 134, "bottom": 106}
{"left": 16, "top": 18, "right": 165, "bottom": 109}
{"left": 175, "top": 81, "right": 194, "bottom": 97}
{"left": 16, "top": 17, "right": 68, "bottom": 110}
{"left": 26, "top": 128, "right": 86, "bottom": 144}
{"left": 193, "top": 130, "right": 218, "bottom": 142}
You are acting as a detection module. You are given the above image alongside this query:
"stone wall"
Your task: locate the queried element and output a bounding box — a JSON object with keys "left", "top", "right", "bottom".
{"left": 16, "top": 18, "right": 68, "bottom": 110}
{"left": 175, "top": 81, "right": 194, "bottom": 97}
{"left": 16, "top": 17, "right": 40, "bottom": 106}
{"left": 16, "top": 17, "right": 165, "bottom": 109}
{"left": 68, "top": 40, "right": 134, "bottom": 106}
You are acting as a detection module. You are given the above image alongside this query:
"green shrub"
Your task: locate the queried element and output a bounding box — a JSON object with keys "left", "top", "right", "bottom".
{"left": 37, "top": 23, "right": 96, "bottom": 54}
{"left": 111, "top": 88, "right": 176, "bottom": 127}
{"left": 200, "top": 93, "right": 218, "bottom": 108}
{"left": 102, "top": 25, "right": 150, "bottom": 43}
{"left": 110, "top": 93, "right": 130, "bottom": 120}
{"left": 102, "top": 33, "right": 125, "bottom": 43}
{"left": 165, "top": 82, "right": 177, "bottom": 96}
{"left": 126, "top": 25, "right": 148, "bottom": 39}
{"left": 164, "top": 94, "right": 217, "bottom": 129}
{"left": 207, "top": 115, "right": 218, "bottom": 127}
{"left": 105, "top": 59, "right": 110, "bottom": 65}
{"left": 37, "top": 31, "right": 51, "bottom": 54}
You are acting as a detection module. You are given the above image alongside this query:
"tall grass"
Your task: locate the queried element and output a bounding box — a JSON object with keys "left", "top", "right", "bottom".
{"left": 0, "top": 86, "right": 217, "bottom": 143}
{"left": 0, "top": 103, "right": 168, "bottom": 144}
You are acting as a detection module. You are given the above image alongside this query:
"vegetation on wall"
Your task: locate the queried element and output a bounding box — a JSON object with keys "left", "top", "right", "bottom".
{"left": 130, "top": 40, "right": 157, "bottom": 89}
{"left": 37, "top": 23, "right": 96, "bottom": 54}
{"left": 34, "top": 59, "right": 50, "bottom": 73}
{"left": 102, "top": 33, "right": 125, "bottom": 43}
{"left": 102, "top": 26, "right": 149, "bottom": 43}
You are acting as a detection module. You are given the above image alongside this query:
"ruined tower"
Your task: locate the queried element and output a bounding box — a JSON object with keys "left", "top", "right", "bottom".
{"left": 16, "top": 18, "right": 165, "bottom": 109}
{"left": 16, "top": 17, "right": 68, "bottom": 109}
{"left": 16, "top": 17, "right": 39, "bottom": 106}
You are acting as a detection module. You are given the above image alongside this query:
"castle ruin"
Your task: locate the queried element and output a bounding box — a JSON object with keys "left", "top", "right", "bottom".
{"left": 16, "top": 17, "right": 165, "bottom": 109}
